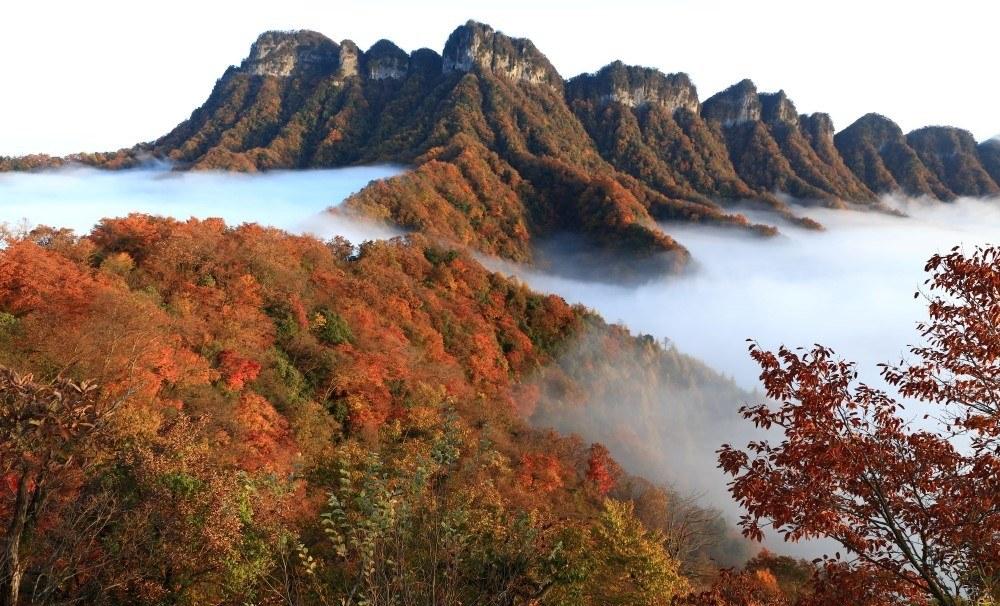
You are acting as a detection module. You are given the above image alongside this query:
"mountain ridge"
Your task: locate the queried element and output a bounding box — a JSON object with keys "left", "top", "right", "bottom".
{"left": 3, "top": 21, "right": 998, "bottom": 280}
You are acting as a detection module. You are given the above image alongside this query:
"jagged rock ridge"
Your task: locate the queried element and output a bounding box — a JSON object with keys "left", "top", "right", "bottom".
{"left": 5, "top": 21, "right": 998, "bottom": 280}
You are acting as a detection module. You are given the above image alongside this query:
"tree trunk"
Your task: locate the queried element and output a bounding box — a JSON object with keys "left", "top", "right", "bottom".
{"left": 0, "top": 471, "right": 33, "bottom": 606}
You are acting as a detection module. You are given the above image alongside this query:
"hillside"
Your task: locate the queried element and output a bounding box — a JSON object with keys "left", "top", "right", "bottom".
{"left": 0, "top": 216, "right": 772, "bottom": 604}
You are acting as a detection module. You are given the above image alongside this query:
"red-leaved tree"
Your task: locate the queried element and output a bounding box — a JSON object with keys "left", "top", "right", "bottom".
{"left": 719, "top": 246, "right": 1000, "bottom": 606}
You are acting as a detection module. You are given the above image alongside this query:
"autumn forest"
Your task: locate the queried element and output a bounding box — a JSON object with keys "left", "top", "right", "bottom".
{"left": 1, "top": 16, "right": 998, "bottom": 606}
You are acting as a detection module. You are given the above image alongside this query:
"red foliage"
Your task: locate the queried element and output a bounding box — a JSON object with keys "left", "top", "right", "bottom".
{"left": 585, "top": 443, "right": 621, "bottom": 495}
{"left": 720, "top": 245, "right": 1000, "bottom": 606}
{"left": 0, "top": 241, "right": 94, "bottom": 316}
{"left": 674, "top": 568, "right": 788, "bottom": 606}
{"left": 217, "top": 350, "right": 261, "bottom": 391}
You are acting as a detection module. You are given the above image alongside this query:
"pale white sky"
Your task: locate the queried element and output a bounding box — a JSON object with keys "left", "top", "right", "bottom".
{"left": 1, "top": 0, "right": 996, "bottom": 156}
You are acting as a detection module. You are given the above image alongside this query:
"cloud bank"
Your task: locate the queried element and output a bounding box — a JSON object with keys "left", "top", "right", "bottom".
{"left": 513, "top": 197, "right": 1000, "bottom": 389}
{"left": 0, "top": 164, "right": 404, "bottom": 241}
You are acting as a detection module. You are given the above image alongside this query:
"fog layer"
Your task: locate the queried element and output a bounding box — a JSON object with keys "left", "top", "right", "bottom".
{"left": 0, "top": 164, "right": 404, "bottom": 241}
{"left": 516, "top": 197, "right": 1000, "bottom": 389}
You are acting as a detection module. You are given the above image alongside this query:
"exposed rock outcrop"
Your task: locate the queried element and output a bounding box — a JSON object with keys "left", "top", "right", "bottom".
{"left": 239, "top": 30, "right": 340, "bottom": 77}
{"left": 364, "top": 39, "right": 409, "bottom": 80}
{"left": 441, "top": 21, "right": 561, "bottom": 87}
{"left": 567, "top": 62, "right": 699, "bottom": 113}
{"left": 759, "top": 91, "right": 798, "bottom": 125}
{"left": 701, "top": 80, "right": 761, "bottom": 126}
{"left": 336, "top": 40, "right": 361, "bottom": 80}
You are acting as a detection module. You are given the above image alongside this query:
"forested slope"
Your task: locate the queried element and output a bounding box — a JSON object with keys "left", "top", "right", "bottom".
{"left": 0, "top": 217, "right": 798, "bottom": 605}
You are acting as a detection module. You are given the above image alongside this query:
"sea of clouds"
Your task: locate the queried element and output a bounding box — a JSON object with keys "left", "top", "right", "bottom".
{"left": 0, "top": 164, "right": 405, "bottom": 242}
{"left": 515, "top": 197, "right": 1000, "bottom": 390}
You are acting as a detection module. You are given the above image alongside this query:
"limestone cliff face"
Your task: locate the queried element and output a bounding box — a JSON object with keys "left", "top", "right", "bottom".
{"left": 759, "top": 91, "right": 799, "bottom": 125}
{"left": 799, "top": 113, "right": 836, "bottom": 148}
{"left": 906, "top": 126, "right": 1000, "bottom": 197}
{"left": 566, "top": 62, "right": 699, "bottom": 113}
{"left": 701, "top": 80, "right": 761, "bottom": 126}
{"left": 336, "top": 40, "right": 361, "bottom": 80}
{"left": 702, "top": 81, "right": 832, "bottom": 202}
{"left": 364, "top": 39, "right": 409, "bottom": 80}
{"left": 441, "top": 21, "right": 562, "bottom": 87}
{"left": 240, "top": 30, "right": 341, "bottom": 77}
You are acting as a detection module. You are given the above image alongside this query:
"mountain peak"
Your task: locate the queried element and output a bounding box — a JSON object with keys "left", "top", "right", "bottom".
{"left": 240, "top": 30, "right": 340, "bottom": 77}
{"left": 800, "top": 112, "right": 836, "bottom": 143}
{"left": 441, "top": 21, "right": 561, "bottom": 87}
{"left": 701, "top": 79, "right": 761, "bottom": 125}
{"left": 566, "top": 61, "right": 699, "bottom": 113}
{"left": 364, "top": 39, "right": 409, "bottom": 80}
{"left": 847, "top": 113, "right": 905, "bottom": 140}
{"left": 759, "top": 90, "right": 799, "bottom": 125}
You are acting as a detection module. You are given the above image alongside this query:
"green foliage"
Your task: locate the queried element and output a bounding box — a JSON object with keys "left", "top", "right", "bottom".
{"left": 312, "top": 308, "right": 354, "bottom": 346}
{"left": 0, "top": 311, "right": 16, "bottom": 336}
{"left": 423, "top": 246, "right": 460, "bottom": 266}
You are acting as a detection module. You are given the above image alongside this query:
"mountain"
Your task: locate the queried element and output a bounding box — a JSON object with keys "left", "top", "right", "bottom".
{"left": 906, "top": 126, "right": 1000, "bottom": 198}
{"left": 4, "top": 21, "right": 999, "bottom": 279}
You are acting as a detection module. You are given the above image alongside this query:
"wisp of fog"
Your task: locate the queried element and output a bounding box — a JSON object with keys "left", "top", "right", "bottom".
{"left": 0, "top": 164, "right": 404, "bottom": 241}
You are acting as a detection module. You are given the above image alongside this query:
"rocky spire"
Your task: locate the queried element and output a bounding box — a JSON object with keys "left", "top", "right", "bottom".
{"left": 799, "top": 112, "right": 836, "bottom": 145}
{"left": 566, "top": 61, "right": 699, "bottom": 113}
{"left": 239, "top": 30, "right": 340, "bottom": 77}
{"left": 441, "top": 21, "right": 562, "bottom": 87}
{"left": 364, "top": 39, "right": 409, "bottom": 80}
{"left": 759, "top": 90, "right": 799, "bottom": 125}
{"left": 701, "top": 79, "right": 761, "bottom": 126}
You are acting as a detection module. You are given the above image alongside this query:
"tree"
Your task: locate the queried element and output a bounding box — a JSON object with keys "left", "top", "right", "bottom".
{"left": 584, "top": 499, "right": 688, "bottom": 606}
{"left": 0, "top": 367, "right": 118, "bottom": 606}
{"left": 719, "top": 245, "right": 1000, "bottom": 606}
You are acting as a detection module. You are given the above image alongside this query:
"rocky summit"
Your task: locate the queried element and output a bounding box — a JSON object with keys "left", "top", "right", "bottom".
{"left": 4, "top": 20, "right": 998, "bottom": 280}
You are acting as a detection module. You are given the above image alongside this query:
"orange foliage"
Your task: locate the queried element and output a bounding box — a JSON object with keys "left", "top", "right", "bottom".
{"left": 232, "top": 392, "right": 295, "bottom": 473}
{"left": 517, "top": 453, "right": 564, "bottom": 493}
{"left": 217, "top": 350, "right": 262, "bottom": 391}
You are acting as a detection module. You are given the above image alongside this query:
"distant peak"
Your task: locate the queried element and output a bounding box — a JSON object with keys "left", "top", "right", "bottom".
{"left": 240, "top": 30, "right": 340, "bottom": 77}
{"left": 441, "top": 21, "right": 561, "bottom": 87}
{"left": 800, "top": 112, "right": 835, "bottom": 141}
{"left": 364, "top": 39, "right": 409, "bottom": 80}
{"left": 906, "top": 125, "right": 979, "bottom": 154}
{"left": 702, "top": 79, "right": 761, "bottom": 126}
{"left": 759, "top": 90, "right": 798, "bottom": 125}
{"left": 567, "top": 62, "right": 699, "bottom": 113}
{"left": 843, "top": 113, "right": 904, "bottom": 140}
